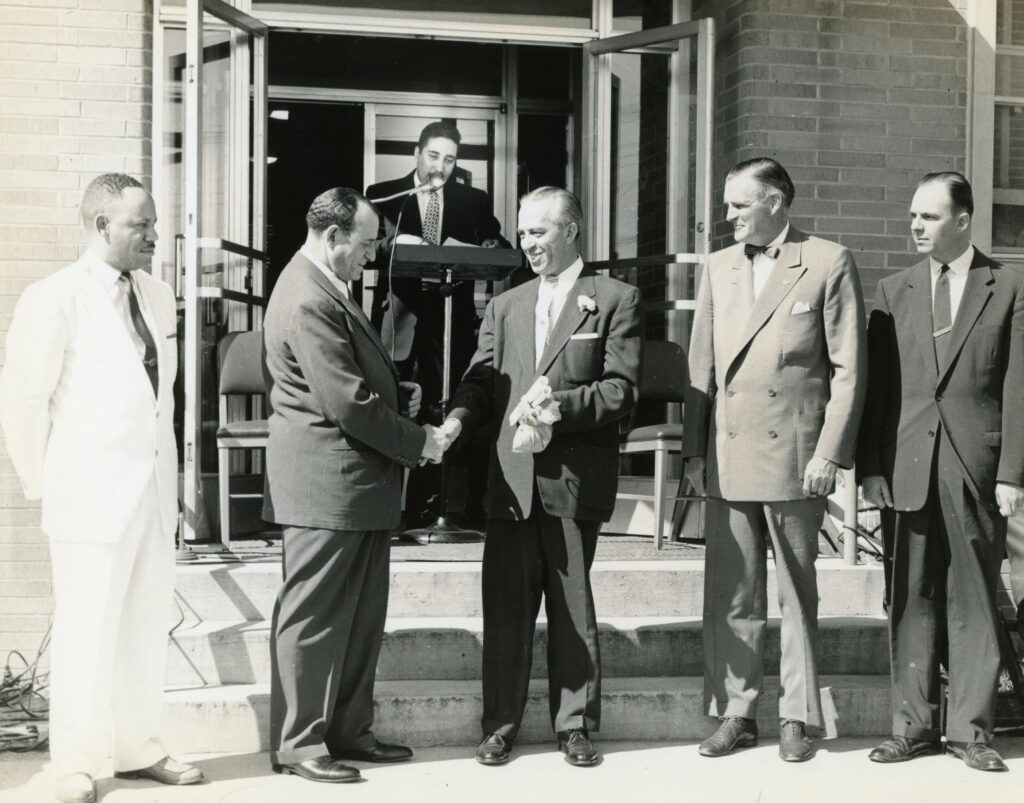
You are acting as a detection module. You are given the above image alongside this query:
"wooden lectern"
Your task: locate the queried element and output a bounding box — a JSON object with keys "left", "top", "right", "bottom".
{"left": 391, "top": 244, "right": 522, "bottom": 543}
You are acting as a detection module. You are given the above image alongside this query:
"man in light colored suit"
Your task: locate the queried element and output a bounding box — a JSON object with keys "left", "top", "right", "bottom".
{"left": 0, "top": 174, "right": 202, "bottom": 803}
{"left": 858, "top": 172, "right": 1024, "bottom": 772}
{"left": 263, "top": 188, "right": 447, "bottom": 784}
{"left": 682, "top": 158, "right": 867, "bottom": 762}
{"left": 443, "top": 187, "right": 643, "bottom": 767}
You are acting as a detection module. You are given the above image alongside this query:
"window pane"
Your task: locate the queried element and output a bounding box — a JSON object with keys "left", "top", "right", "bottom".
{"left": 997, "top": 0, "right": 1024, "bottom": 47}
{"left": 517, "top": 46, "right": 572, "bottom": 101}
{"left": 995, "top": 52, "right": 1024, "bottom": 98}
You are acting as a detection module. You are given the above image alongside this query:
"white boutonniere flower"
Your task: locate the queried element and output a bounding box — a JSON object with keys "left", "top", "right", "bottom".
{"left": 577, "top": 295, "right": 597, "bottom": 314}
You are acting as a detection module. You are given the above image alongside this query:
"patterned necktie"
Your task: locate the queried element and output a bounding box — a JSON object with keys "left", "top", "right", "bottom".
{"left": 933, "top": 263, "right": 952, "bottom": 368}
{"left": 423, "top": 190, "right": 440, "bottom": 245}
{"left": 118, "top": 273, "right": 159, "bottom": 396}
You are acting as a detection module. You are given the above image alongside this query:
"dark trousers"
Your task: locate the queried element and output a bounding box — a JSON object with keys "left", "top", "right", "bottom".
{"left": 888, "top": 433, "right": 1006, "bottom": 744}
{"left": 269, "top": 527, "right": 390, "bottom": 764}
{"left": 481, "top": 508, "right": 601, "bottom": 740}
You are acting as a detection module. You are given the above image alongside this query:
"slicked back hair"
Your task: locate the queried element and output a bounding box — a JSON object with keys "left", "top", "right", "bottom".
{"left": 918, "top": 171, "right": 974, "bottom": 217}
{"left": 520, "top": 186, "right": 583, "bottom": 241}
{"left": 305, "top": 187, "right": 372, "bottom": 234}
{"left": 727, "top": 157, "right": 796, "bottom": 209}
{"left": 417, "top": 121, "right": 461, "bottom": 150}
{"left": 80, "top": 173, "right": 145, "bottom": 227}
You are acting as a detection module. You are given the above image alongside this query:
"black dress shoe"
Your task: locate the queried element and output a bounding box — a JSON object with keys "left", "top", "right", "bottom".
{"left": 271, "top": 756, "right": 361, "bottom": 783}
{"left": 778, "top": 719, "right": 813, "bottom": 762}
{"left": 946, "top": 741, "right": 1008, "bottom": 772}
{"left": 868, "top": 735, "right": 940, "bottom": 763}
{"left": 698, "top": 717, "right": 758, "bottom": 757}
{"left": 475, "top": 733, "right": 512, "bottom": 766}
{"left": 557, "top": 729, "right": 599, "bottom": 767}
{"left": 331, "top": 740, "right": 413, "bottom": 764}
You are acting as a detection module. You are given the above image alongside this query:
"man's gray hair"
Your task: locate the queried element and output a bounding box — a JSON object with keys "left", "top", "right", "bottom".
{"left": 520, "top": 186, "right": 583, "bottom": 241}
{"left": 80, "top": 173, "right": 145, "bottom": 227}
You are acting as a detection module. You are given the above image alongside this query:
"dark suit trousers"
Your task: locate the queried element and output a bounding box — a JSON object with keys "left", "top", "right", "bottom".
{"left": 703, "top": 497, "right": 825, "bottom": 728}
{"left": 481, "top": 507, "right": 601, "bottom": 740}
{"left": 888, "top": 431, "right": 1006, "bottom": 744}
{"left": 269, "top": 527, "right": 390, "bottom": 764}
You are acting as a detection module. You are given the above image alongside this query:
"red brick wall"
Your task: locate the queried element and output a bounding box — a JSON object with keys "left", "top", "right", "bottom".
{"left": 694, "top": 0, "right": 969, "bottom": 302}
{"left": 0, "top": 0, "right": 153, "bottom": 661}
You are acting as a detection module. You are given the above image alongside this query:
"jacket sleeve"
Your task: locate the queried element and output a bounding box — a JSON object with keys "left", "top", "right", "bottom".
{"left": 551, "top": 285, "right": 642, "bottom": 434}
{"left": 997, "top": 268, "right": 1024, "bottom": 487}
{"left": 288, "top": 295, "right": 425, "bottom": 468}
{"left": 448, "top": 296, "right": 497, "bottom": 436}
{"left": 856, "top": 280, "right": 895, "bottom": 481}
{"left": 681, "top": 266, "right": 715, "bottom": 459}
{"left": 0, "top": 282, "right": 67, "bottom": 499}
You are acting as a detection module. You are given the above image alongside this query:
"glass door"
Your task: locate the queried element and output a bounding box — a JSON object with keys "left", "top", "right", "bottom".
{"left": 181, "top": 0, "right": 268, "bottom": 543}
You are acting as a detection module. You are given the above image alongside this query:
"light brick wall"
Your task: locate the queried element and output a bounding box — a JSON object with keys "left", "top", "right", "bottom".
{"left": 0, "top": 0, "right": 152, "bottom": 660}
{"left": 694, "top": 0, "right": 970, "bottom": 303}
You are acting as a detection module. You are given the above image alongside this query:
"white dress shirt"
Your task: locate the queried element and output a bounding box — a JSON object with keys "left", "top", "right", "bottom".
{"left": 535, "top": 256, "right": 584, "bottom": 366}
{"left": 85, "top": 251, "right": 153, "bottom": 360}
{"left": 751, "top": 223, "right": 790, "bottom": 300}
{"left": 301, "top": 243, "right": 349, "bottom": 299}
{"left": 929, "top": 243, "right": 974, "bottom": 323}
{"left": 415, "top": 175, "right": 445, "bottom": 241}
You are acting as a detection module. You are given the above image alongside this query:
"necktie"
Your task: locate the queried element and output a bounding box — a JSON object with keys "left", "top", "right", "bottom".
{"left": 118, "top": 273, "right": 159, "bottom": 396}
{"left": 743, "top": 243, "right": 780, "bottom": 260}
{"left": 536, "top": 276, "right": 560, "bottom": 367}
{"left": 423, "top": 190, "right": 440, "bottom": 245}
{"left": 933, "top": 263, "right": 952, "bottom": 368}
{"left": 544, "top": 275, "right": 560, "bottom": 343}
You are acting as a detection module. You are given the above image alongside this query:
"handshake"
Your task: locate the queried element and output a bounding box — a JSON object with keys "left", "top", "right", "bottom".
{"left": 419, "top": 419, "right": 462, "bottom": 465}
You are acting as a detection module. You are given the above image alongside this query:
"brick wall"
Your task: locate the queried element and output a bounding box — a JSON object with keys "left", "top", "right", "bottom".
{"left": 693, "top": 0, "right": 970, "bottom": 303}
{"left": 0, "top": 0, "right": 152, "bottom": 661}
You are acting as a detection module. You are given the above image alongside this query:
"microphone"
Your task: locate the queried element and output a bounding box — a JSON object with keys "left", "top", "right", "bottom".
{"left": 368, "top": 175, "right": 444, "bottom": 204}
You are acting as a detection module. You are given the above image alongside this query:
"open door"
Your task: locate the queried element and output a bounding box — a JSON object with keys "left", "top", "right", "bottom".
{"left": 180, "top": 0, "right": 268, "bottom": 543}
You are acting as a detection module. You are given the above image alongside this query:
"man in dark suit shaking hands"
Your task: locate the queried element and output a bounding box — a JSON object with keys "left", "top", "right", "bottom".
{"left": 443, "top": 187, "right": 643, "bottom": 767}
{"left": 858, "top": 172, "right": 1024, "bottom": 772}
{"left": 263, "top": 188, "right": 449, "bottom": 783}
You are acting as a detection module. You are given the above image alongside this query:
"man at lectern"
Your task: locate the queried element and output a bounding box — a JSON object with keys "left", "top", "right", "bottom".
{"left": 367, "top": 120, "right": 509, "bottom": 527}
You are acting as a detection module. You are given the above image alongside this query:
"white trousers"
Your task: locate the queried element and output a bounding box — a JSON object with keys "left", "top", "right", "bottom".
{"left": 47, "top": 480, "right": 174, "bottom": 777}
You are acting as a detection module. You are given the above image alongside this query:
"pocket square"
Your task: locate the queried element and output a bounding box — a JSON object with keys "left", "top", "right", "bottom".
{"left": 790, "top": 301, "right": 816, "bottom": 315}
{"left": 165, "top": 333, "right": 177, "bottom": 339}
{"left": 570, "top": 333, "right": 600, "bottom": 340}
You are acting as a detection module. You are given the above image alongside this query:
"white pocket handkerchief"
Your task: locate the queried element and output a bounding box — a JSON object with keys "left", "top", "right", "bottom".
{"left": 570, "top": 332, "right": 600, "bottom": 340}
{"left": 790, "top": 301, "right": 815, "bottom": 315}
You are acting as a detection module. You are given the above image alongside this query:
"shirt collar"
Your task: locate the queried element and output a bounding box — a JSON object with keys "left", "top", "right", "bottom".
{"left": 930, "top": 244, "right": 974, "bottom": 277}
{"left": 300, "top": 243, "right": 349, "bottom": 298}
{"left": 83, "top": 249, "right": 130, "bottom": 291}
{"left": 543, "top": 256, "right": 584, "bottom": 289}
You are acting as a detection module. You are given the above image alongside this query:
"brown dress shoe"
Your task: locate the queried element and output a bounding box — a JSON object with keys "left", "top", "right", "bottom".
{"left": 557, "top": 729, "right": 599, "bottom": 767}
{"left": 114, "top": 756, "right": 204, "bottom": 785}
{"left": 271, "top": 756, "right": 362, "bottom": 783}
{"left": 778, "top": 719, "right": 813, "bottom": 762}
{"left": 475, "top": 733, "right": 512, "bottom": 765}
{"left": 698, "top": 717, "right": 758, "bottom": 757}
{"left": 331, "top": 740, "right": 413, "bottom": 763}
{"left": 55, "top": 773, "right": 96, "bottom": 803}
{"left": 868, "top": 735, "right": 940, "bottom": 763}
{"left": 946, "top": 741, "right": 1008, "bottom": 772}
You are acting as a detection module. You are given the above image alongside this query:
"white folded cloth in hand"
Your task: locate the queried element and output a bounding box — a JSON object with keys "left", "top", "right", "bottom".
{"left": 510, "top": 376, "right": 561, "bottom": 453}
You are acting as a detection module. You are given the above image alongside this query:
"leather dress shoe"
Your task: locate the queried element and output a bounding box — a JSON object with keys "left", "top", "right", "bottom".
{"left": 778, "top": 719, "right": 813, "bottom": 762}
{"left": 272, "top": 756, "right": 361, "bottom": 783}
{"left": 114, "top": 756, "right": 204, "bottom": 785}
{"left": 868, "top": 735, "right": 940, "bottom": 763}
{"left": 55, "top": 773, "right": 96, "bottom": 803}
{"left": 332, "top": 740, "right": 412, "bottom": 764}
{"left": 946, "top": 741, "right": 1008, "bottom": 772}
{"left": 557, "top": 729, "right": 599, "bottom": 767}
{"left": 698, "top": 717, "right": 758, "bottom": 757}
{"left": 475, "top": 733, "right": 512, "bottom": 766}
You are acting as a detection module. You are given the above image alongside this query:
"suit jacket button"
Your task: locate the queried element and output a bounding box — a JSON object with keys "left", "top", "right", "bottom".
{"left": 927, "top": 430, "right": 935, "bottom": 438}
{"left": 767, "top": 389, "right": 776, "bottom": 397}
{"left": 728, "top": 431, "right": 736, "bottom": 439}
{"left": 935, "top": 394, "right": 943, "bottom": 402}
{"left": 727, "top": 389, "right": 735, "bottom": 397}
{"left": 768, "top": 430, "right": 777, "bottom": 438}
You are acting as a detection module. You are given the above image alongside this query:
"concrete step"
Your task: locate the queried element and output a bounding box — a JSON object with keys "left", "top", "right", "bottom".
{"left": 167, "top": 615, "right": 890, "bottom": 686}
{"left": 173, "top": 559, "right": 885, "bottom": 621}
{"left": 162, "top": 675, "right": 892, "bottom": 754}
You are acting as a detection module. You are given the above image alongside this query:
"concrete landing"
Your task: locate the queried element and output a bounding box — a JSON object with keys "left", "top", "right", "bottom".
{"left": 3, "top": 738, "right": 1024, "bottom": 803}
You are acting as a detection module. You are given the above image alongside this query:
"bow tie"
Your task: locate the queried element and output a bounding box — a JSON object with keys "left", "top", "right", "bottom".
{"left": 744, "top": 243, "right": 780, "bottom": 260}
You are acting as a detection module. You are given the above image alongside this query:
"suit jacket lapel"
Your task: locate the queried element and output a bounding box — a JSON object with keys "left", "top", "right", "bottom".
{"left": 536, "top": 271, "right": 594, "bottom": 377}
{"left": 727, "top": 232, "right": 805, "bottom": 372}
{"left": 510, "top": 281, "right": 536, "bottom": 375}
{"left": 940, "top": 253, "right": 994, "bottom": 382}
{"left": 81, "top": 261, "right": 154, "bottom": 392}
{"left": 907, "top": 260, "right": 940, "bottom": 381}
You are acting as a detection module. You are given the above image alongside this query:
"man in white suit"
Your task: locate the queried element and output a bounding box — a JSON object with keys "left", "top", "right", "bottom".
{"left": 0, "top": 174, "right": 202, "bottom": 803}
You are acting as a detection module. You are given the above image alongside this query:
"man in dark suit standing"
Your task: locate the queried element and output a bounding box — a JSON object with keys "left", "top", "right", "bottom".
{"left": 858, "top": 172, "right": 1024, "bottom": 772}
{"left": 442, "top": 187, "right": 643, "bottom": 767}
{"left": 367, "top": 121, "right": 508, "bottom": 525}
{"left": 263, "top": 188, "right": 448, "bottom": 783}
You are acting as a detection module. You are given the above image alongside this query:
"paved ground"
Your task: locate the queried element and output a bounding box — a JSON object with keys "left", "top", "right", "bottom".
{"left": 3, "top": 738, "right": 1024, "bottom": 803}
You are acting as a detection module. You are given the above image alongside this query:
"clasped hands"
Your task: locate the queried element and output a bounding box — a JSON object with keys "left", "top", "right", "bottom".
{"left": 863, "top": 475, "right": 1024, "bottom": 518}
{"left": 510, "top": 377, "right": 561, "bottom": 454}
